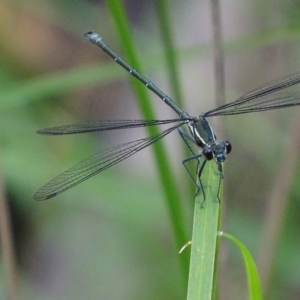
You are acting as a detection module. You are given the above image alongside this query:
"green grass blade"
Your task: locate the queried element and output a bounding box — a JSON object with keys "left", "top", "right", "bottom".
{"left": 154, "top": 0, "right": 184, "bottom": 107}
{"left": 105, "top": 0, "right": 189, "bottom": 277}
{"left": 154, "top": 0, "right": 195, "bottom": 201}
{"left": 219, "top": 232, "right": 263, "bottom": 300}
{"left": 187, "top": 162, "right": 221, "bottom": 299}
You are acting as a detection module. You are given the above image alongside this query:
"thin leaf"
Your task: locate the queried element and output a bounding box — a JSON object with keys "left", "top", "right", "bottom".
{"left": 105, "top": 0, "right": 189, "bottom": 277}
{"left": 219, "top": 232, "right": 263, "bottom": 300}
{"left": 187, "top": 161, "right": 221, "bottom": 299}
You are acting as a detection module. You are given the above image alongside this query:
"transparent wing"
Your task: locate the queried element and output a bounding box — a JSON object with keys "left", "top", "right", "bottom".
{"left": 37, "top": 118, "right": 184, "bottom": 135}
{"left": 34, "top": 123, "right": 184, "bottom": 201}
{"left": 205, "top": 92, "right": 300, "bottom": 116}
{"left": 205, "top": 71, "right": 300, "bottom": 117}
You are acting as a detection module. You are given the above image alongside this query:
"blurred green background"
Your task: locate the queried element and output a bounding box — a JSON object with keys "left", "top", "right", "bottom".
{"left": 1, "top": 0, "right": 300, "bottom": 299}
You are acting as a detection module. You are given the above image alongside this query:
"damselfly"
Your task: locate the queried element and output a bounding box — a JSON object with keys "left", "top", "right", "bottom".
{"left": 33, "top": 31, "right": 300, "bottom": 201}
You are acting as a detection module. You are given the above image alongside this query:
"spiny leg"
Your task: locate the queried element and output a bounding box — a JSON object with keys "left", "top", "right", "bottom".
{"left": 216, "top": 162, "right": 224, "bottom": 203}
{"left": 178, "top": 128, "right": 205, "bottom": 198}
{"left": 196, "top": 160, "right": 208, "bottom": 207}
{"left": 182, "top": 154, "right": 204, "bottom": 198}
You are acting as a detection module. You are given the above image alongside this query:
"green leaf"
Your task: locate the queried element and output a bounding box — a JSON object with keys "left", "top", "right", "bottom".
{"left": 219, "top": 232, "right": 263, "bottom": 300}
{"left": 187, "top": 161, "right": 221, "bottom": 299}
{"left": 105, "top": 0, "right": 189, "bottom": 279}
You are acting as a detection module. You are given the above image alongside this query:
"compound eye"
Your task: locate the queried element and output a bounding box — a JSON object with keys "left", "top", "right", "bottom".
{"left": 203, "top": 147, "right": 213, "bottom": 160}
{"left": 225, "top": 141, "right": 232, "bottom": 154}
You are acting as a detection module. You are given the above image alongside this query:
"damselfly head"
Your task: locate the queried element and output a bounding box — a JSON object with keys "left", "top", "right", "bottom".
{"left": 203, "top": 141, "right": 232, "bottom": 163}
{"left": 202, "top": 146, "right": 213, "bottom": 160}
{"left": 224, "top": 141, "right": 232, "bottom": 154}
